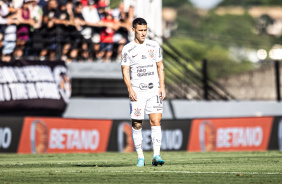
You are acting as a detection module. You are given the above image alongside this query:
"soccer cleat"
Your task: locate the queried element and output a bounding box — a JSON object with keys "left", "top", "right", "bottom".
{"left": 152, "top": 155, "right": 165, "bottom": 166}
{"left": 136, "top": 158, "right": 145, "bottom": 167}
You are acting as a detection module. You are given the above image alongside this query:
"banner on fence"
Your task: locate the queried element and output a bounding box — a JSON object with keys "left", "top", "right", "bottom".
{"left": 268, "top": 117, "right": 282, "bottom": 151}
{"left": 0, "top": 117, "right": 23, "bottom": 153}
{"left": 188, "top": 117, "right": 273, "bottom": 152}
{"left": 0, "top": 60, "right": 71, "bottom": 112}
{"left": 1, "top": 116, "right": 281, "bottom": 154}
{"left": 18, "top": 117, "right": 112, "bottom": 153}
{"left": 107, "top": 120, "right": 192, "bottom": 152}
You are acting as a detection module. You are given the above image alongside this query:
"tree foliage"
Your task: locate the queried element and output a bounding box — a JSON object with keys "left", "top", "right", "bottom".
{"left": 218, "top": 0, "right": 282, "bottom": 7}
{"left": 163, "top": 1, "right": 282, "bottom": 79}
{"left": 163, "top": 0, "right": 191, "bottom": 7}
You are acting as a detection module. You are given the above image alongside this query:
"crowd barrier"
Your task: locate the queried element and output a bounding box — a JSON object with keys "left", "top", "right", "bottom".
{"left": 0, "top": 116, "right": 281, "bottom": 153}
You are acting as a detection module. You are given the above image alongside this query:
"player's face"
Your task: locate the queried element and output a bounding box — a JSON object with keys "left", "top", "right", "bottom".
{"left": 133, "top": 24, "right": 147, "bottom": 44}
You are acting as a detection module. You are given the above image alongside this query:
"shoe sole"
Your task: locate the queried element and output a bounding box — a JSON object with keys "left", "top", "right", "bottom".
{"left": 152, "top": 160, "right": 165, "bottom": 166}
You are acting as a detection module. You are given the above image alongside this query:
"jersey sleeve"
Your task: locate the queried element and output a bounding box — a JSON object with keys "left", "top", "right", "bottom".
{"left": 121, "top": 47, "right": 130, "bottom": 66}
{"left": 155, "top": 43, "right": 163, "bottom": 62}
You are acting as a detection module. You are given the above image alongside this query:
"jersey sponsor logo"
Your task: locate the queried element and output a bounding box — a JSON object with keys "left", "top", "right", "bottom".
{"left": 142, "top": 55, "right": 147, "bottom": 59}
{"left": 148, "top": 49, "right": 154, "bottom": 58}
{"left": 137, "top": 72, "right": 154, "bottom": 77}
{"left": 146, "top": 43, "right": 156, "bottom": 48}
{"left": 128, "top": 45, "right": 137, "bottom": 53}
{"left": 159, "top": 48, "right": 162, "bottom": 58}
{"left": 134, "top": 108, "right": 141, "bottom": 117}
{"left": 137, "top": 65, "right": 154, "bottom": 77}
{"left": 122, "top": 53, "right": 127, "bottom": 63}
{"left": 139, "top": 83, "right": 148, "bottom": 90}
{"left": 148, "top": 83, "right": 154, "bottom": 89}
{"left": 153, "top": 105, "right": 162, "bottom": 108}
{"left": 139, "top": 83, "right": 154, "bottom": 90}
{"left": 132, "top": 54, "right": 138, "bottom": 58}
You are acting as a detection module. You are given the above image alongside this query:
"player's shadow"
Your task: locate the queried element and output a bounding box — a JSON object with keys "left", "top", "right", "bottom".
{"left": 74, "top": 164, "right": 132, "bottom": 168}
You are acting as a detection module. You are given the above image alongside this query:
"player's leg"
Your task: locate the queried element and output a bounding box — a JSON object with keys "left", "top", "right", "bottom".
{"left": 149, "top": 113, "right": 162, "bottom": 156}
{"left": 149, "top": 113, "right": 165, "bottom": 166}
{"left": 146, "top": 93, "right": 164, "bottom": 166}
{"left": 132, "top": 119, "right": 145, "bottom": 166}
{"left": 130, "top": 96, "right": 146, "bottom": 166}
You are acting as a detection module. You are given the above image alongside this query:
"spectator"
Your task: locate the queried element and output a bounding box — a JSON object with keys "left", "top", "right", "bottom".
{"left": 96, "top": 0, "right": 108, "bottom": 20}
{"left": 12, "top": 0, "right": 24, "bottom": 9}
{"left": 72, "top": 1, "right": 86, "bottom": 61}
{"left": 54, "top": 0, "right": 74, "bottom": 61}
{"left": 97, "top": 10, "right": 118, "bottom": 62}
{"left": 82, "top": 0, "right": 100, "bottom": 60}
{"left": 39, "top": 0, "right": 58, "bottom": 60}
{"left": 1, "top": 0, "right": 18, "bottom": 62}
{"left": 61, "top": 0, "right": 76, "bottom": 62}
{"left": 80, "top": 0, "right": 87, "bottom": 7}
{"left": 112, "top": 1, "right": 125, "bottom": 21}
{"left": 0, "top": 0, "right": 9, "bottom": 51}
{"left": 0, "top": 0, "right": 133, "bottom": 62}
{"left": 37, "top": 0, "right": 47, "bottom": 8}
{"left": 112, "top": 4, "right": 133, "bottom": 62}
{"left": 14, "top": 0, "right": 35, "bottom": 59}
{"left": 29, "top": 0, "right": 42, "bottom": 30}
{"left": 124, "top": 5, "right": 135, "bottom": 41}
{"left": 28, "top": 0, "right": 43, "bottom": 57}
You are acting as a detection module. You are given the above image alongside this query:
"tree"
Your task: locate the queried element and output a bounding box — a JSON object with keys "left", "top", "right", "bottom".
{"left": 218, "top": 0, "right": 282, "bottom": 7}
{"left": 163, "top": 0, "right": 191, "bottom": 7}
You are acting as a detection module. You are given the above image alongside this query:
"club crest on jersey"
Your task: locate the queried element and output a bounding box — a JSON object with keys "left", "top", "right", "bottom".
{"left": 148, "top": 49, "right": 154, "bottom": 58}
{"left": 134, "top": 108, "right": 141, "bottom": 117}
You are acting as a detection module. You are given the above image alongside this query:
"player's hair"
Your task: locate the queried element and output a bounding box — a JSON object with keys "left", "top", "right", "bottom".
{"left": 132, "top": 18, "right": 147, "bottom": 28}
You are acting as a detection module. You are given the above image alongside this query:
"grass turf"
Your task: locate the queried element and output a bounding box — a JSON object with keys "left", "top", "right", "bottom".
{"left": 0, "top": 151, "right": 282, "bottom": 184}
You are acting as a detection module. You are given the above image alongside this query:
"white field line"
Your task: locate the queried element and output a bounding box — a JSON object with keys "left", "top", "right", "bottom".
{"left": 109, "top": 171, "right": 282, "bottom": 175}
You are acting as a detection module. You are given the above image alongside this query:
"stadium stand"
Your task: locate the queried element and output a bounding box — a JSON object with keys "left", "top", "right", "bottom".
{"left": 0, "top": 0, "right": 131, "bottom": 62}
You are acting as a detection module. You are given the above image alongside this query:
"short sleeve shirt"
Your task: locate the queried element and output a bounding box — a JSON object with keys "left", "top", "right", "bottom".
{"left": 121, "top": 39, "right": 162, "bottom": 93}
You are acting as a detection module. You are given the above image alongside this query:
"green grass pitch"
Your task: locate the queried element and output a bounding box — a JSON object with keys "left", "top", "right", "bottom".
{"left": 0, "top": 151, "right": 282, "bottom": 184}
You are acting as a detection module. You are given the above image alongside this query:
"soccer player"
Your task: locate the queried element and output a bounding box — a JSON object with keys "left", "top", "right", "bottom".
{"left": 121, "top": 18, "right": 165, "bottom": 167}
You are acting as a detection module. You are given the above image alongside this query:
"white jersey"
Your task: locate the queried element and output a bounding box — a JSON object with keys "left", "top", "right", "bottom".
{"left": 121, "top": 39, "right": 162, "bottom": 93}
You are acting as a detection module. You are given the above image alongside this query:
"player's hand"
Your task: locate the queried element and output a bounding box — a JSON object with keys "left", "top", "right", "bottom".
{"left": 129, "top": 89, "right": 137, "bottom": 101}
{"left": 159, "top": 87, "right": 166, "bottom": 101}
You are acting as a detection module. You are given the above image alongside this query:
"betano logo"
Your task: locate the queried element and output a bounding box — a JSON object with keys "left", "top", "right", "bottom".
{"left": 49, "top": 128, "right": 100, "bottom": 150}
{"left": 188, "top": 117, "right": 273, "bottom": 152}
{"left": 18, "top": 118, "right": 112, "bottom": 154}
{"left": 217, "top": 126, "right": 263, "bottom": 148}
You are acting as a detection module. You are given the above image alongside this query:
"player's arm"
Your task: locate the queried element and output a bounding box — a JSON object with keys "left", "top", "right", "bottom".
{"left": 156, "top": 60, "right": 166, "bottom": 100}
{"left": 121, "top": 65, "right": 137, "bottom": 101}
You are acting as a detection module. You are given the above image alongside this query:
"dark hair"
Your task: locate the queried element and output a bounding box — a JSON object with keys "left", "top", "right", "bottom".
{"left": 74, "top": 1, "right": 82, "bottom": 7}
{"left": 132, "top": 18, "right": 147, "bottom": 28}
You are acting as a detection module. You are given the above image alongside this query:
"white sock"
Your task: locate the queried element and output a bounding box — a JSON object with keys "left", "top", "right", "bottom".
{"left": 132, "top": 127, "right": 144, "bottom": 159}
{"left": 151, "top": 126, "right": 162, "bottom": 157}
